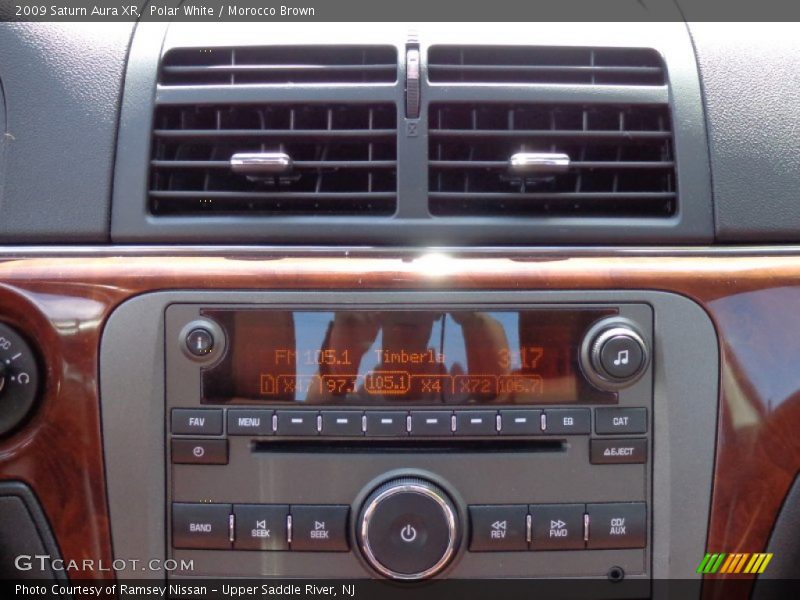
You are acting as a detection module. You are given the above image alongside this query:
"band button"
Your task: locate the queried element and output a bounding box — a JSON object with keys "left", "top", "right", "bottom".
{"left": 172, "top": 503, "right": 231, "bottom": 549}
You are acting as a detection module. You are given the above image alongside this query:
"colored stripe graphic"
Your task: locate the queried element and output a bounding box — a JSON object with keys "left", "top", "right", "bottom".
{"left": 758, "top": 554, "right": 773, "bottom": 574}
{"left": 710, "top": 553, "right": 726, "bottom": 574}
{"left": 700, "top": 553, "right": 774, "bottom": 574}
{"left": 696, "top": 554, "right": 712, "bottom": 574}
{"left": 719, "top": 554, "right": 736, "bottom": 574}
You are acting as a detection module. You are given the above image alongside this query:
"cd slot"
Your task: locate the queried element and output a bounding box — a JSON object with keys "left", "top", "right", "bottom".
{"left": 251, "top": 438, "right": 567, "bottom": 454}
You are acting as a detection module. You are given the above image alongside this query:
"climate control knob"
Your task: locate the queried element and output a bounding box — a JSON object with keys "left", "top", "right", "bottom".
{"left": 581, "top": 319, "right": 649, "bottom": 390}
{"left": 0, "top": 323, "right": 40, "bottom": 436}
{"left": 358, "top": 477, "right": 459, "bottom": 580}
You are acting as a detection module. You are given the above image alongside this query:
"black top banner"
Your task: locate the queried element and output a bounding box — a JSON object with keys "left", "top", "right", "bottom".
{"left": 2, "top": 0, "right": 800, "bottom": 22}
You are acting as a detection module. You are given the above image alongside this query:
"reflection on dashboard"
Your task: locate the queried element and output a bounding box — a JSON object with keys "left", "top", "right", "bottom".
{"left": 201, "top": 308, "right": 616, "bottom": 405}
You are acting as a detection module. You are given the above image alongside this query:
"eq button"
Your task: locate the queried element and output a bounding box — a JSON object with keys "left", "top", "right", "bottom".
{"left": 543, "top": 409, "right": 590, "bottom": 435}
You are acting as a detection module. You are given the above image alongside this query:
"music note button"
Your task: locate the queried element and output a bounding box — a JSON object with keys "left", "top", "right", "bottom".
{"left": 598, "top": 334, "right": 645, "bottom": 380}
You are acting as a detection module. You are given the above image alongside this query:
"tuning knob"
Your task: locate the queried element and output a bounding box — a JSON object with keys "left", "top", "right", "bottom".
{"left": 581, "top": 318, "right": 649, "bottom": 390}
{"left": 358, "top": 477, "right": 459, "bottom": 580}
{"left": 0, "top": 323, "right": 40, "bottom": 436}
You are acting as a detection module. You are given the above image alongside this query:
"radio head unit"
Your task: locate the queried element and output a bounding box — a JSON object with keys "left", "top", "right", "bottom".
{"left": 193, "top": 307, "right": 645, "bottom": 408}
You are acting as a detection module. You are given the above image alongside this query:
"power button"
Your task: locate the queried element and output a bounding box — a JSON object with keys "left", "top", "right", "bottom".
{"left": 358, "top": 478, "right": 458, "bottom": 580}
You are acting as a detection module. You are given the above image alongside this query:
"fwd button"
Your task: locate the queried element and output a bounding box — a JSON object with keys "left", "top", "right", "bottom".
{"left": 529, "top": 504, "right": 586, "bottom": 550}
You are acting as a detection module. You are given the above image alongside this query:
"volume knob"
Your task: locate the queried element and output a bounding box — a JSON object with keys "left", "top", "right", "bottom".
{"left": 581, "top": 319, "right": 649, "bottom": 390}
{"left": 358, "top": 477, "right": 459, "bottom": 580}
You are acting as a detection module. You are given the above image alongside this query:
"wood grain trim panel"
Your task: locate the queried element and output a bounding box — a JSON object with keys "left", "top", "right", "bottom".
{"left": 0, "top": 253, "right": 797, "bottom": 587}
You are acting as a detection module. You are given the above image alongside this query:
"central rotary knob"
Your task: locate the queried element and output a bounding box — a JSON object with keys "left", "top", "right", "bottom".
{"left": 357, "top": 477, "right": 459, "bottom": 580}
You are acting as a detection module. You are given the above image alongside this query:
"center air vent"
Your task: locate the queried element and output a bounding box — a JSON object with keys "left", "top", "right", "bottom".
{"left": 428, "top": 46, "right": 665, "bottom": 86}
{"left": 160, "top": 46, "right": 398, "bottom": 86}
{"left": 428, "top": 103, "right": 675, "bottom": 217}
{"left": 149, "top": 103, "right": 397, "bottom": 215}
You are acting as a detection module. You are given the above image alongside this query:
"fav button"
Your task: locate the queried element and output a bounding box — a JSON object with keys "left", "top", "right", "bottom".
{"left": 469, "top": 505, "right": 528, "bottom": 551}
{"left": 171, "top": 409, "right": 223, "bottom": 435}
{"left": 290, "top": 505, "right": 350, "bottom": 551}
{"left": 529, "top": 504, "right": 586, "bottom": 550}
{"left": 586, "top": 503, "right": 647, "bottom": 549}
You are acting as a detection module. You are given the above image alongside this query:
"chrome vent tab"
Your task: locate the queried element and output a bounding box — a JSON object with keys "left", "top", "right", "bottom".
{"left": 428, "top": 46, "right": 665, "bottom": 86}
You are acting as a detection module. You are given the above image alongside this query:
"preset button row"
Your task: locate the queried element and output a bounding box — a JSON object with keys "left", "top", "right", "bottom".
{"left": 173, "top": 407, "right": 650, "bottom": 437}
{"left": 469, "top": 503, "right": 646, "bottom": 552}
{"left": 172, "top": 503, "right": 349, "bottom": 552}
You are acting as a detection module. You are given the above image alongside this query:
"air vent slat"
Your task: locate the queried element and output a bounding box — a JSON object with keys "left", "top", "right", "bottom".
{"left": 428, "top": 102, "right": 675, "bottom": 218}
{"left": 153, "top": 129, "right": 396, "bottom": 141}
{"left": 160, "top": 46, "right": 398, "bottom": 85}
{"left": 429, "top": 129, "right": 671, "bottom": 141}
{"left": 429, "top": 160, "right": 675, "bottom": 170}
{"left": 151, "top": 160, "right": 397, "bottom": 169}
{"left": 149, "top": 103, "right": 398, "bottom": 216}
{"left": 428, "top": 46, "right": 665, "bottom": 86}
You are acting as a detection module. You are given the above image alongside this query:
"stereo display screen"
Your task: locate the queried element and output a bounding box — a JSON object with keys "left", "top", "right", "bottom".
{"left": 201, "top": 308, "right": 617, "bottom": 405}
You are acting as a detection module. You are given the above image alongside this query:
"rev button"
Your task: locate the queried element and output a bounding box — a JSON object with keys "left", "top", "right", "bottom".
{"left": 469, "top": 505, "right": 528, "bottom": 551}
